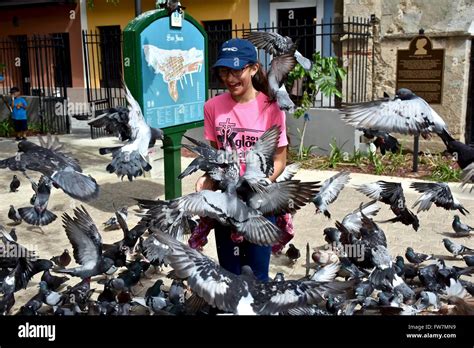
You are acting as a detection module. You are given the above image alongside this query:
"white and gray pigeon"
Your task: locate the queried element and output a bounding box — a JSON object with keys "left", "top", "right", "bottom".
{"left": 312, "top": 171, "right": 351, "bottom": 218}
{"left": 18, "top": 175, "right": 57, "bottom": 226}
{"left": 56, "top": 206, "right": 115, "bottom": 278}
{"left": 442, "top": 238, "right": 474, "bottom": 257}
{"left": 0, "top": 135, "right": 99, "bottom": 202}
{"left": 89, "top": 84, "right": 163, "bottom": 181}
{"left": 340, "top": 88, "right": 447, "bottom": 139}
{"left": 266, "top": 53, "right": 297, "bottom": 111}
{"left": 154, "top": 231, "right": 352, "bottom": 315}
{"left": 244, "top": 31, "right": 313, "bottom": 70}
{"left": 275, "top": 163, "right": 300, "bottom": 182}
{"left": 452, "top": 215, "right": 473, "bottom": 236}
{"left": 340, "top": 200, "right": 380, "bottom": 235}
{"left": 411, "top": 182, "right": 469, "bottom": 215}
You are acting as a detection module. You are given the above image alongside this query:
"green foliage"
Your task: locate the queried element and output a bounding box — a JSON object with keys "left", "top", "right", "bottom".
{"left": 428, "top": 155, "right": 461, "bottom": 182}
{"left": 0, "top": 118, "right": 14, "bottom": 137}
{"left": 287, "top": 52, "right": 346, "bottom": 119}
{"left": 350, "top": 148, "right": 363, "bottom": 166}
{"left": 327, "top": 138, "right": 348, "bottom": 168}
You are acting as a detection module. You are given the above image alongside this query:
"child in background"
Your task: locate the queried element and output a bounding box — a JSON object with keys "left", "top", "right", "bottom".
{"left": 10, "top": 87, "right": 28, "bottom": 141}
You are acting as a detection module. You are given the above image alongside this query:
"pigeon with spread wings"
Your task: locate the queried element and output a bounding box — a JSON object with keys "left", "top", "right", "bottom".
{"left": 0, "top": 135, "right": 99, "bottom": 202}
{"left": 89, "top": 84, "right": 163, "bottom": 181}
{"left": 151, "top": 231, "right": 352, "bottom": 315}
{"left": 312, "top": 171, "right": 351, "bottom": 219}
{"left": 341, "top": 88, "right": 447, "bottom": 139}
{"left": 410, "top": 182, "right": 469, "bottom": 216}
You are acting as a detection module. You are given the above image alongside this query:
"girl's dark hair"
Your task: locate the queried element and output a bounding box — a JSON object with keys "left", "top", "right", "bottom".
{"left": 250, "top": 62, "right": 271, "bottom": 98}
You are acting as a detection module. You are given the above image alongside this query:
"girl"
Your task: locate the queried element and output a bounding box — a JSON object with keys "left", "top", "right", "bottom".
{"left": 193, "top": 38, "right": 289, "bottom": 282}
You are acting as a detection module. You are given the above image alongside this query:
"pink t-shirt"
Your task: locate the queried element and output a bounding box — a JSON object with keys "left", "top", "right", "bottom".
{"left": 204, "top": 92, "right": 288, "bottom": 173}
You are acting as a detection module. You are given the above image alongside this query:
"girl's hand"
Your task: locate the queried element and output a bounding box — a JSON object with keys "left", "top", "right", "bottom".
{"left": 195, "top": 174, "right": 216, "bottom": 192}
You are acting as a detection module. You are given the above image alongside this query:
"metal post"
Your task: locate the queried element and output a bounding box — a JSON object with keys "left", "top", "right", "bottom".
{"left": 162, "top": 129, "right": 185, "bottom": 199}
{"left": 135, "top": 0, "right": 142, "bottom": 17}
{"left": 412, "top": 135, "right": 419, "bottom": 172}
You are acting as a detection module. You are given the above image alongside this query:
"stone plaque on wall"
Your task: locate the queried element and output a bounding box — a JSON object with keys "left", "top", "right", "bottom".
{"left": 396, "top": 35, "right": 444, "bottom": 104}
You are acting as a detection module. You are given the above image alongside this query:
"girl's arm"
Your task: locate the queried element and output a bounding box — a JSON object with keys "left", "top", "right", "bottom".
{"left": 268, "top": 146, "right": 287, "bottom": 182}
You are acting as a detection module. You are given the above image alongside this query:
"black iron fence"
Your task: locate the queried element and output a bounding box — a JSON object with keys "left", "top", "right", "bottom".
{"left": 82, "top": 28, "right": 125, "bottom": 138}
{"left": 0, "top": 34, "right": 70, "bottom": 134}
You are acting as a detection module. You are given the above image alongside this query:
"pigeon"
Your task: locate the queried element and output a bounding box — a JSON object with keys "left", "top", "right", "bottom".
{"left": 339, "top": 200, "right": 380, "bottom": 235}
{"left": 18, "top": 293, "right": 43, "bottom": 315}
{"left": 442, "top": 238, "right": 474, "bottom": 257}
{"left": 38, "top": 281, "right": 66, "bottom": 310}
{"left": 360, "top": 129, "right": 400, "bottom": 155}
{"left": 394, "top": 256, "right": 418, "bottom": 281}
{"left": 169, "top": 279, "right": 186, "bottom": 306}
{"left": 285, "top": 244, "right": 301, "bottom": 263}
{"left": 340, "top": 88, "right": 447, "bottom": 138}
{"left": 55, "top": 207, "right": 115, "bottom": 278}
{"left": 418, "top": 263, "right": 443, "bottom": 292}
{"left": 8, "top": 228, "right": 17, "bottom": 242}
{"left": 243, "top": 30, "right": 313, "bottom": 70}
{"left": 266, "top": 53, "right": 297, "bottom": 111}
{"left": 9, "top": 175, "right": 20, "bottom": 192}
{"left": 411, "top": 182, "right": 469, "bottom": 216}
{"left": 312, "top": 171, "right": 350, "bottom": 219}
{"left": 418, "top": 291, "right": 440, "bottom": 309}
{"left": 40, "top": 270, "right": 69, "bottom": 291}
{"left": 157, "top": 0, "right": 185, "bottom": 14}
{"left": 18, "top": 176, "right": 57, "bottom": 226}
{"left": 7, "top": 205, "right": 22, "bottom": 224}
{"left": 405, "top": 247, "right": 432, "bottom": 264}
{"left": 357, "top": 181, "right": 419, "bottom": 231}
{"left": 323, "top": 227, "right": 341, "bottom": 245}
{"left": 275, "top": 163, "right": 300, "bottom": 182}
{"left": 0, "top": 135, "right": 99, "bottom": 202}
{"left": 153, "top": 231, "right": 352, "bottom": 315}
{"left": 0, "top": 291, "right": 15, "bottom": 315}
{"left": 103, "top": 206, "right": 128, "bottom": 231}
{"left": 50, "top": 249, "right": 72, "bottom": 269}
{"left": 464, "top": 255, "right": 474, "bottom": 267}
{"left": 452, "top": 215, "right": 473, "bottom": 236}
{"left": 88, "top": 84, "right": 163, "bottom": 181}
{"left": 437, "top": 129, "right": 474, "bottom": 169}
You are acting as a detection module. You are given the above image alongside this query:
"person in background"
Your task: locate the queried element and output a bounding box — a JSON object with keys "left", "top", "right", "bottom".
{"left": 10, "top": 87, "right": 28, "bottom": 141}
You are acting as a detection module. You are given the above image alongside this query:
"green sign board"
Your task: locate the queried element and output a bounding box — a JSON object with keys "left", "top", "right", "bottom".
{"left": 123, "top": 9, "right": 208, "bottom": 199}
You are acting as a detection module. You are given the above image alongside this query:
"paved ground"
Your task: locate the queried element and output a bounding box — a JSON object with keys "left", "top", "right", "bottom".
{"left": 0, "top": 131, "right": 473, "bottom": 314}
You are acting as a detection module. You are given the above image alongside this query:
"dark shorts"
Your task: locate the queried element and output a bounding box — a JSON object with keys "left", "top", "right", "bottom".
{"left": 13, "top": 119, "right": 28, "bottom": 132}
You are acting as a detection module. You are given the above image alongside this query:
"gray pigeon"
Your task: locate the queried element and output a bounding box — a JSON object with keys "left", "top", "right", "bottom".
{"left": 313, "top": 171, "right": 350, "bottom": 218}
{"left": 18, "top": 176, "right": 57, "bottom": 226}
{"left": 8, "top": 205, "right": 22, "bottom": 224}
{"left": 340, "top": 200, "right": 380, "bottom": 235}
{"left": 267, "top": 54, "right": 297, "bottom": 111}
{"left": 154, "top": 231, "right": 352, "bottom": 315}
{"left": 244, "top": 31, "right": 313, "bottom": 70}
{"left": 89, "top": 84, "right": 163, "bottom": 181}
{"left": 55, "top": 206, "right": 115, "bottom": 278}
{"left": 452, "top": 215, "right": 473, "bottom": 236}
{"left": 0, "top": 135, "right": 99, "bottom": 202}
{"left": 443, "top": 238, "right": 474, "bottom": 257}
{"left": 9, "top": 175, "right": 20, "bottom": 192}
{"left": 340, "top": 88, "right": 447, "bottom": 138}
{"left": 411, "top": 182, "right": 469, "bottom": 216}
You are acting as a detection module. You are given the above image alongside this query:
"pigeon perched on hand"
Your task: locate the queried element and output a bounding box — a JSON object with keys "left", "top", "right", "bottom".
{"left": 452, "top": 215, "right": 473, "bottom": 236}
{"left": 313, "top": 171, "right": 350, "bottom": 219}
{"left": 18, "top": 176, "right": 57, "bottom": 226}
{"left": 89, "top": 84, "right": 163, "bottom": 181}
{"left": 341, "top": 88, "right": 447, "bottom": 138}
{"left": 411, "top": 182, "right": 469, "bottom": 215}
{"left": 357, "top": 181, "right": 419, "bottom": 231}
{"left": 9, "top": 175, "right": 20, "bottom": 192}
{"left": 0, "top": 135, "right": 99, "bottom": 202}
{"left": 443, "top": 238, "right": 474, "bottom": 257}
{"left": 153, "top": 231, "right": 352, "bottom": 315}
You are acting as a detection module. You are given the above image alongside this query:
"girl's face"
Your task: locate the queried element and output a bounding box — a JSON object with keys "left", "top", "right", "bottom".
{"left": 218, "top": 64, "right": 259, "bottom": 100}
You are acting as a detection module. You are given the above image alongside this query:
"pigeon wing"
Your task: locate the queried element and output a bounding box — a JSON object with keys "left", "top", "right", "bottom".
{"left": 243, "top": 31, "right": 290, "bottom": 55}
{"left": 319, "top": 171, "right": 351, "bottom": 206}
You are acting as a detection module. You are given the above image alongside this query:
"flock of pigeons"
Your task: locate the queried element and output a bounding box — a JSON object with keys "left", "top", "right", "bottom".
{"left": 0, "top": 27, "right": 474, "bottom": 315}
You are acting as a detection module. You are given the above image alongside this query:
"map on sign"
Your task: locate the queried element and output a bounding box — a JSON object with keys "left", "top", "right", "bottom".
{"left": 140, "top": 17, "right": 206, "bottom": 129}
{"left": 143, "top": 45, "right": 204, "bottom": 102}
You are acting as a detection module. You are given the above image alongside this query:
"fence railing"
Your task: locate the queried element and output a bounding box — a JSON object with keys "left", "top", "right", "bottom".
{"left": 0, "top": 35, "right": 70, "bottom": 134}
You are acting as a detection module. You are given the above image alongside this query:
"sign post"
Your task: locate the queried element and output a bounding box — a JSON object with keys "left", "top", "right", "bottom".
{"left": 396, "top": 29, "right": 444, "bottom": 172}
{"left": 123, "top": 8, "right": 207, "bottom": 199}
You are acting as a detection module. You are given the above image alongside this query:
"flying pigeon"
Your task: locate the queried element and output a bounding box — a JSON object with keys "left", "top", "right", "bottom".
{"left": 103, "top": 206, "right": 128, "bottom": 231}
{"left": 56, "top": 206, "right": 115, "bottom": 278}
{"left": 339, "top": 200, "right": 381, "bottom": 235}
{"left": 357, "top": 181, "right": 419, "bottom": 231}
{"left": 312, "top": 171, "right": 350, "bottom": 218}
{"left": 18, "top": 176, "right": 57, "bottom": 226}
{"left": 89, "top": 84, "right": 163, "bottom": 181}
{"left": 443, "top": 238, "right": 474, "bottom": 257}
{"left": 452, "top": 215, "right": 473, "bottom": 236}
{"left": 0, "top": 135, "right": 99, "bottom": 202}
{"left": 153, "top": 231, "right": 352, "bottom": 315}
{"left": 341, "top": 88, "right": 447, "bottom": 138}
{"left": 243, "top": 30, "right": 313, "bottom": 70}
{"left": 266, "top": 53, "right": 297, "bottom": 111}
{"left": 411, "top": 182, "right": 469, "bottom": 215}
{"left": 405, "top": 247, "right": 432, "bottom": 264}
{"left": 9, "top": 175, "right": 20, "bottom": 192}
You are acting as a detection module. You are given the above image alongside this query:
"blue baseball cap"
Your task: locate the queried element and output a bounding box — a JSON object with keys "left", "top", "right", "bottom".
{"left": 212, "top": 38, "right": 257, "bottom": 70}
